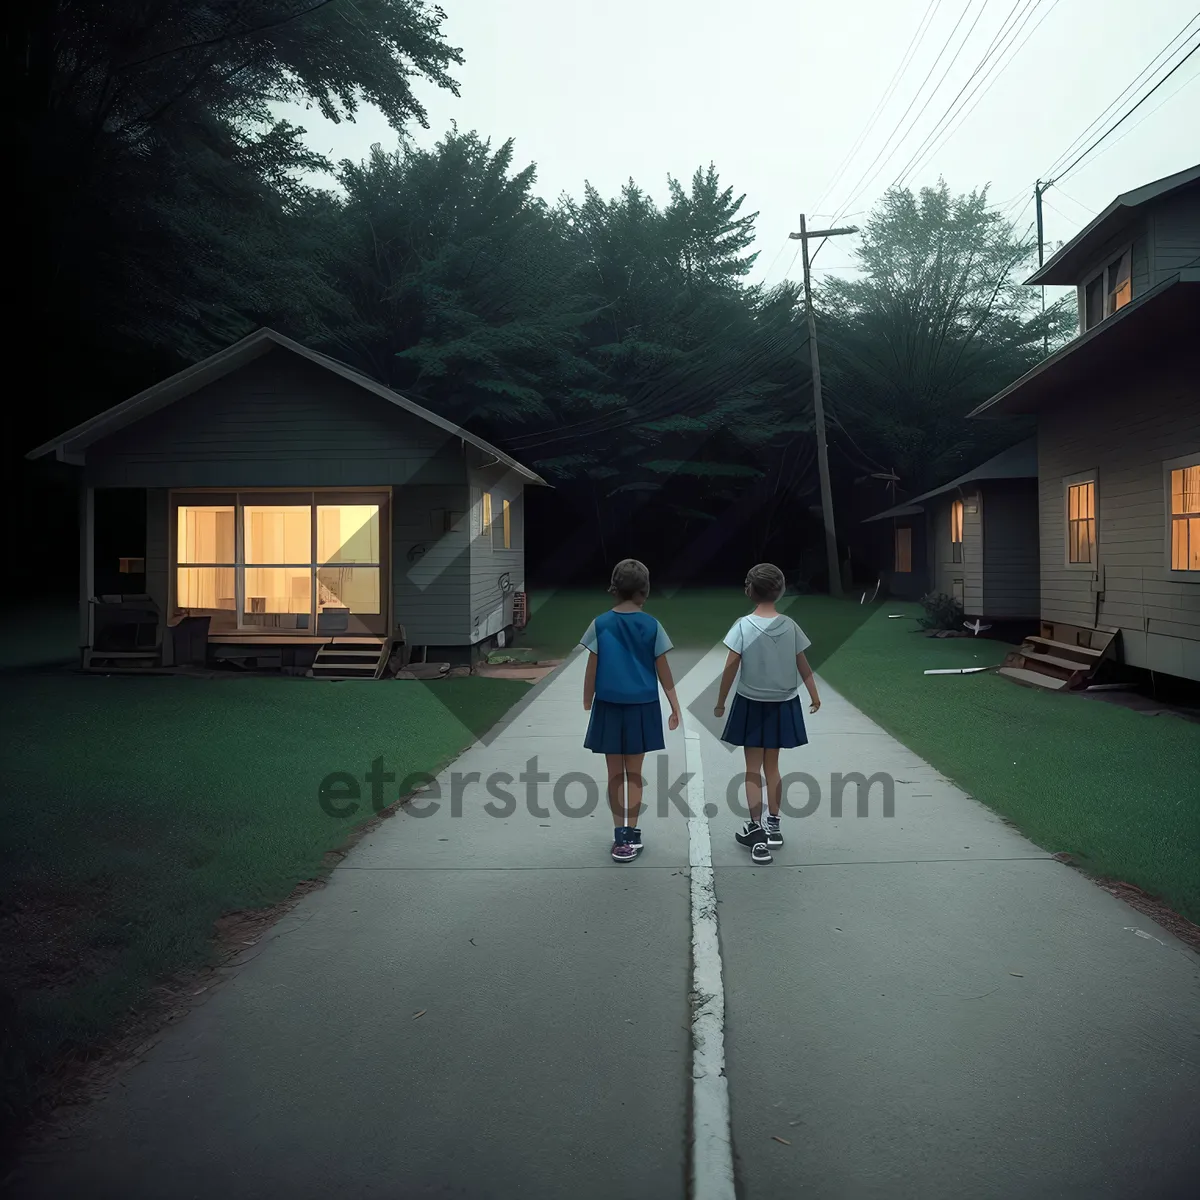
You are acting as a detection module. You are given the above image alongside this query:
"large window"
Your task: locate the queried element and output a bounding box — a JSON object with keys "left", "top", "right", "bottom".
{"left": 894, "top": 526, "right": 912, "bottom": 573}
{"left": 1066, "top": 476, "right": 1096, "bottom": 565}
{"left": 1081, "top": 247, "right": 1131, "bottom": 331}
{"left": 172, "top": 492, "right": 386, "bottom": 634}
{"left": 951, "top": 499, "right": 964, "bottom": 563}
{"left": 1166, "top": 458, "right": 1200, "bottom": 575}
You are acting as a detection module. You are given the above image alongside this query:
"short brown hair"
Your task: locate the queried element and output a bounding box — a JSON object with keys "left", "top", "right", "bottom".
{"left": 745, "top": 562, "right": 785, "bottom": 603}
{"left": 609, "top": 558, "right": 650, "bottom": 601}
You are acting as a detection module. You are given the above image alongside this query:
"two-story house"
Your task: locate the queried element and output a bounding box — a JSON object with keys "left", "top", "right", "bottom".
{"left": 970, "top": 164, "right": 1199, "bottom": 686}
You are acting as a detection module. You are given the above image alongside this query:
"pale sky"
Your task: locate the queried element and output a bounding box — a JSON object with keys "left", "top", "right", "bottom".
{"left": 280, "top": 0, "right": 1199, "bottom": 285}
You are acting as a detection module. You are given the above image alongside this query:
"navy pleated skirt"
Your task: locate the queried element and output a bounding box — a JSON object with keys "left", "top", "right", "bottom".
{"left": 585, "top": 699, "right": 665, "bottom": 755}
{"left": 721, "top": 693, "right": 808, "bottom": 749}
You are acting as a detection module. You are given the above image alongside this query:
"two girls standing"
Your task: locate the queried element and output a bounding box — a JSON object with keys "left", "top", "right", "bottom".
{"left": 580, "top": 559, "right": 820, "bottom": 864}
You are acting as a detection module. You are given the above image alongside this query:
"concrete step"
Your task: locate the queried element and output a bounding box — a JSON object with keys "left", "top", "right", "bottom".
{"left": 998, "top": 666, "right": 1069, "bottom": 691}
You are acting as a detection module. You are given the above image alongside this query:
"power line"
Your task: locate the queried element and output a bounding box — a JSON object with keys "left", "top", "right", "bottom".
{"left": 1052, "top": 36, "right": 1199, "bottom": 184}
{"left": 895, "top": 0, "right": 1063, "bottom": 190}
{"left": 1058, "top": 65, "right": 1198, "bottom": 182}
{"left": 1043, "top": 14, "right": 1200, "bottom": 180}
{"left": 825, "top": 0, "right": 982, "bottom": 224}
{"left": 812, "top": 0, "right": 943, "bottom": 215}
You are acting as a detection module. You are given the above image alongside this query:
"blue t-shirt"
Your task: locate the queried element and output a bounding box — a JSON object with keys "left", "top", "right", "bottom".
{"left": 580, "top": 610, "right": 672, "bottom": 705}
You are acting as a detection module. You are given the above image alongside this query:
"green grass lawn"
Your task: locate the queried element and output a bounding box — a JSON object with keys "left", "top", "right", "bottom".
{"left": 0, "top": 654, "right": 527, "bottom": 1123}
{"left": 525, "top": 589, "right": 1200, "bottom": 921}
{"left": 810, "top": 600, "right": 1200, "bottom": 923}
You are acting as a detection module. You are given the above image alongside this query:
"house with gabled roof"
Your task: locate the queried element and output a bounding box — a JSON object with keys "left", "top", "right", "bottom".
{"left": 970, "top": 164, "right": 1199, "bottom": 688}
{"left": 28, "top": 328, "right": 548, "bottom": 676}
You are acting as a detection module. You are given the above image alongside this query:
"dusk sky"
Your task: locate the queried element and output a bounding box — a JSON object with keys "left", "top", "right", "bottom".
{"left": 279, "top": 0, "right": 1199, "bottom": 287}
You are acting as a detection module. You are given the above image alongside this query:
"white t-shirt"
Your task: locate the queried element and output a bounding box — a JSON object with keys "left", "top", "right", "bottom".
{"left": 724, "top": 614, "right": 812, "bottom": 702}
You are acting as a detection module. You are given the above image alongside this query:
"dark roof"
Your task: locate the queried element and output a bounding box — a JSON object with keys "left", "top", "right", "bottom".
{"left": 969, "top": 272, "right": 1200, "bottom": 418}
{"left": 863, "top": 438, "right": 1037, "bottom": 522}
{"left": 27, "top": 328, "right": 549, "bottom": 485}
{"left": 1026, "top": 164, "right": 1200, "bottom": 285}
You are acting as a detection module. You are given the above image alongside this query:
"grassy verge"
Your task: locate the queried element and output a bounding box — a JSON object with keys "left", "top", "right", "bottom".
{"left": 807, "top": 600, "right": 1200, "bottom": 923}
{"left": 0, "top": 664, "right": 527, "bottom": 1123}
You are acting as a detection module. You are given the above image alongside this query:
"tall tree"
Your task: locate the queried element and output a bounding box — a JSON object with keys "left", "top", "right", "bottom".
{"left": 818, "top": 181, "right": 1075, "bottom": 493}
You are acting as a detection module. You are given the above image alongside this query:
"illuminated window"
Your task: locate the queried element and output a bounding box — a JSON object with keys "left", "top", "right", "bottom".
{"left": 951, "top": 499, "right": 964, "bottom": 564}
{"left": 1081, "top": 247, "right": 1132, "bottom": 331}
{"left": 1167, "top": 460, "right": 1200, "bottom": 573}
{"left": 894, "top": 526, "right": 912, "bottom": 573}
{"left": 481, "top": 492, "right": 493, "bottom": 534}
{"left": 1067, "top": 479, "right": 1096, "bottom": 564}
{"left": 493, "top": 498, "right": 512, "bottom": 550}
{"left": 172, "top": 494, "right": 385, "bottom": 632}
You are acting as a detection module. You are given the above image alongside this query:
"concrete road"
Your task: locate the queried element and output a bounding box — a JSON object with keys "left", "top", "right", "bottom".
{"left": 8, "top": 647, "right": 1199, "bottom": 1199}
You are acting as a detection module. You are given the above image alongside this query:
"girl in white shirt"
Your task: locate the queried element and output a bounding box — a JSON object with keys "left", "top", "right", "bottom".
{"left": 714, "top": 563, "right": 821, "bottom": 863}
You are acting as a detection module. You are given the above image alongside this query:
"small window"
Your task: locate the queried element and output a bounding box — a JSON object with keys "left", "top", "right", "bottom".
{"left": 950, "top": 499, "right": 964, "bottom": 563}
{"left": 1167, "top": 458, "right": 1200, "bottom": 574}
{"left": 492, "top": 498, "right": 512, "bottom": 550}
{"left": 895, "top": 526, "right": 912, "bottom": 573}
{"left": 1067, "top": 478, "right": 1096, "bottom": 564}
{"left": 1081, "top": 247, "right": 1132, "bottom": 331}
{"left": 481, "top": 492, "right": 493, "bottom": 535}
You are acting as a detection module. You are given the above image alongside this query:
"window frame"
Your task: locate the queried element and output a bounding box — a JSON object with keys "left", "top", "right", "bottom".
{"left": 1079, "top": 243, "right": 1132, "bottom": 332}
{"left": 894, "top": 525, "right": 912, "bottom": 574}
{"left": 169, "top": 488, "right": 389, "bottom": 633}
{"left": 1164, "top": 454, "right": 1200, "bottom": 579}
{"left": 1063, "top": 470, "right": 1098, "bottom": 571}
{"left": 950, "top": 498, "right": 964, "bottom": 564}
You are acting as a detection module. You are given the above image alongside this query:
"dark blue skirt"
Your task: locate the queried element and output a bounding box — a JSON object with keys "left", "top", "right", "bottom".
{"left": 721, "top": 693, "right": 808, "bottom": 749}
{"left": 585, "top": 699, "right": 665, "bottom": 755}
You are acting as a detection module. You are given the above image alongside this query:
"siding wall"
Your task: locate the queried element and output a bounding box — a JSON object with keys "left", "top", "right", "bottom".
{"left": 980, "top": 480, "right": 1040, "bottom": 619}
{"left": 83, "top": 350, "right": 464, "bottom": 488}
{"left": 1037, "top": 352, "right": 1200, "bottom": 679}
{"left": 929, "top": 495, "right": 967, "bottom": 605}
{"left": 1147, "top": 184, "right": 1200, "bottom": 282}
{"left": 467, "top": 462, "right": 527, "bottom": 643}
{"left": 392, "top": 484, "right": 472, "bottom": 645}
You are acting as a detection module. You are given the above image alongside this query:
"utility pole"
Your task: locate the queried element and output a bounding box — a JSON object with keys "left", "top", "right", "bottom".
{"left": 1035, "top": 179, "right": 1049, "bottom": 355}
{"left": 789, "top": 215, "right": 858, "bottom": 598}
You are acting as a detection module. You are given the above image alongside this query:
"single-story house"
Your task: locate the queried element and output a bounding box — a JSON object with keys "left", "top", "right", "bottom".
{"left": 28, "top": 328, "right": 548, "bottom": 675}
{"left": 969, "top": 163, "right": 1200, "bottom": 685}
{"left": 863, "top": 438, "right": 1039, "bottom": 620}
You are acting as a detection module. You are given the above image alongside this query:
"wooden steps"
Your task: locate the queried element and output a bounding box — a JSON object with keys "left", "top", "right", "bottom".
{"left": 999, "top": 621, "right": 1118, "bottom": 692}
{"left": 998, "top": 666, "right": 1070, "bottom": 691}
{"left": 309, "top": 638, "right": 390, "bottom": 681}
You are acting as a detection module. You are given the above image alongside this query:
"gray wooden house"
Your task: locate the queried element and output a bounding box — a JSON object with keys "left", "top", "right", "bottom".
{"left": 970, "top": 164, "right": 1199, "bottom": 687}
{"left": 864, "top": 439, "right": 1039, "bottom": 620}
{"left": 28, "top": 328, "right": 548, "bottom": 676}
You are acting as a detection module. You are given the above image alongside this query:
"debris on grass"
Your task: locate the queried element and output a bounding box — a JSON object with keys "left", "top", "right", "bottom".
{"left": 412, "top": 1010, "right": 427, "bottom": 1020}
{"left": 923, "top": 667, "right": 989, "bottom": 675}
{"left": 772, "top": 1135, "right": 792, "bottom": 1146}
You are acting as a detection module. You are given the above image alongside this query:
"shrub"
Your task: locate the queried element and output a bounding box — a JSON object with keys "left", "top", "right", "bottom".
{"left": 918, "top": 591, "right": 964, "bottom": 631}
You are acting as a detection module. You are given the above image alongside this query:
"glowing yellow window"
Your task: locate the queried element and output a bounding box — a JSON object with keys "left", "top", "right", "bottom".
{"left": 951, "top": 499, "right": 964, "bottom": 564}
{"left": 1170, "top": 464, "right": 1200, "bottom": 571}
{"left": 1067, "top": 481, "right": 1095, "bottom": 564}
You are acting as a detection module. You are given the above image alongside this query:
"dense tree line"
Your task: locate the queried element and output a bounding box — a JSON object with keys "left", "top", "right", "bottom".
{"left": 11, "top": 0, "right": 1074, "bottom": 590}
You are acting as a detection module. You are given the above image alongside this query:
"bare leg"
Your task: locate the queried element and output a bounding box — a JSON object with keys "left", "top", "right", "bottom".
{"left": 624, "top": 754, "right": 646, "bottom": 828}
{"left": 605, "top": 754, "right": 626, "bottom": 828}
{"left": 743, "top": 747, "right": 765, "bottom": 826}
{"left": 763, "top": 749, "right": 782, "bottom": 818}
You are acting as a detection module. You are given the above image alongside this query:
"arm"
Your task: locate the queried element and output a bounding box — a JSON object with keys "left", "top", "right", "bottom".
{"left": 656, "top": 653, "right": 681, "bottom": 730}
{"left": 714, "top": 650, "right": 740, "bottom": 716}
{"left": 583, "top": 651, "right": 597, "bottom": 710}
{"left": 797, "top": 652, "right": 821, "bottom": 712}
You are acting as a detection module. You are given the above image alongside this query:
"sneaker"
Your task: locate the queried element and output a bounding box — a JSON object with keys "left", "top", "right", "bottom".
{"left": 628, "top": 827, "right": 643, "bottom": 854}
{"left": 611, "top": 827, "right": 637, "bottom": 863}
{"left": 751, "top": 840, "right": 773, "bottom": 865}
{"left": 764, "top": 815, "right": 783, "bottom": 847}
{"left": 735, "top": 821, "right": 766, "bottom": 850}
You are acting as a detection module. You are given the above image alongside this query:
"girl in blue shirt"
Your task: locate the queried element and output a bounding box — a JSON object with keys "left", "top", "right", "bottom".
{"left": 580, "top": 559, "right": 681, "bottom": 862}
